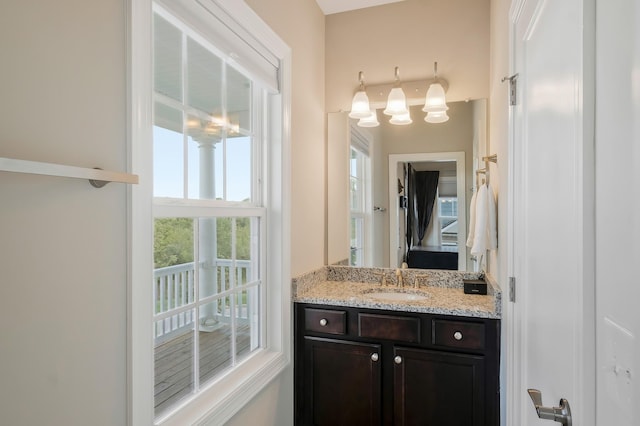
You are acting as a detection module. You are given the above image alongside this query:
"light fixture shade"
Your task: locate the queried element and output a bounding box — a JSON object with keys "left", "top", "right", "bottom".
{"left": 390, "top": 111, "right": 412, "bottom": 125}
{"left": 357, "top": 110, "right": 380, "bottom": 127}
{"left": 349, "top": 90, "right": 371, "bottom": 119}
{"left": 422, "top": 82, "right": 448, "bottom": 113}
{"left": 383, "top": 87, "right": 409, "bottom": 116}
{"left": 424, "top": 110, "right": 450, "bottom": 123}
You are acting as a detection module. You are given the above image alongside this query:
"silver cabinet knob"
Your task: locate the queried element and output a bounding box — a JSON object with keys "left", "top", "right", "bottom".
{"left": 371, "top": 353, "right": 379, "bottom": 362}
{"left": 394, "top": 355, "right": 402, "bottom": 364}
{"left": 453, "top": 331, "right": 463, "bottom": 341}
{"left": 319, "top": 318, "right": 327, "bottom": 326}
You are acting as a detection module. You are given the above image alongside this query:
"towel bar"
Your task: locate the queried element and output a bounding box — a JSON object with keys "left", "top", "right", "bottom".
{"left": 0, "top": 157, "right": 139, "bottom": 188}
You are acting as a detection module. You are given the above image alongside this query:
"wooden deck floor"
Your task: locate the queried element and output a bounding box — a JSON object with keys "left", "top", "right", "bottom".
{"left": 154, "top": 322, "right": 251, "bottom": 416}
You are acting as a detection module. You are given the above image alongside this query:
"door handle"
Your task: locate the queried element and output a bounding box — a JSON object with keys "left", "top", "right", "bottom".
{"left": 527, "top": 389, "right": 572, "bottom": 426}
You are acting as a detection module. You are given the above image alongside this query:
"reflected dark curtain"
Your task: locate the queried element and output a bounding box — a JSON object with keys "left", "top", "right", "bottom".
{"left": 405, "top": 164, "right": 415, "bottom": 262}
{"left": 414, "top": 171, "right": 440, "bottom": 245}
{"left": 406, "top": 167, "right": 440, "bottom": 260}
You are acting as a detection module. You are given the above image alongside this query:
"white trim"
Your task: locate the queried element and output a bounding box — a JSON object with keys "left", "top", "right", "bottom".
{"left": 153, "top": 202, "right": 266, "bottom": 218}
{"left": 158, "top": 351, "right": 289, "bottom": 425}
{"left": 388, "top": 152, "right": 466, "bottom": 270}
{"left": 128, "top": 0, "right": 155, "bottom": 425}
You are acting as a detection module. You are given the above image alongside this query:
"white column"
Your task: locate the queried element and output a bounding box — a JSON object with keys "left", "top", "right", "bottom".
{"left": 198, "top": 138, "right": 218, "bottom": 323}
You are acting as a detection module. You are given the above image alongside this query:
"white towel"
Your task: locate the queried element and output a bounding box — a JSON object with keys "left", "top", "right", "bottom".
{"left": 487, "top": 183, "right": 497, "bottom": 250}
{"left": 471, "top": 183, "right": 498, "bottom": 256}
{"left": 471, "top": 185, "right": 488, "bottom": 256}
{"left": 466, "top": 189, "right": 477, "bottom": 247}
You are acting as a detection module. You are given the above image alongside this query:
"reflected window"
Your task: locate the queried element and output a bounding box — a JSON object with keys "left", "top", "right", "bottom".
{"left": 438, "top": 197, "right": 458, "bottom": 246}
{"left": 349, "top": 137, "right": 371, "bottom": 266}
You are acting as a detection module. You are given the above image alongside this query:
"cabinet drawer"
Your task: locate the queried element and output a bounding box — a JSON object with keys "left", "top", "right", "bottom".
{"left": 358, "top": 313, "right": 420, "bottom": 343}
{"left": 304, "top": 308, "right": 346, "bottom": 334}
{"left": 432, "top": 319, "right": 485, "bottom": 350}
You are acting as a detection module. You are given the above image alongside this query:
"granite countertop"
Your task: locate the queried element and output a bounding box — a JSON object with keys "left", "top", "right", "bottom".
{"left": 292, "top": 266, "right": 502, "bottom": 319}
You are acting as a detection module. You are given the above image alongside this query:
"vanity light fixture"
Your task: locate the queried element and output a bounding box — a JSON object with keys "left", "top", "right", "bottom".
{"left": 389, "top": 111, "right": 412, "bottom": 125}
{"left": 348, "top": 71, "right": 371, "bottom": 119}
{"left": 383, "top": 66, "right": 409, "bottom": 117}
{"left": 357, "top": 109, "right": 380, "bottom": 127}
{"left": 424, "top": 110, "right": 449, "bottom": 123}
{"left": 350, "top": 63, "right": 452, "bottom": 127}
{"left": 423, "top": 62, "right": 449, "bottom": 123}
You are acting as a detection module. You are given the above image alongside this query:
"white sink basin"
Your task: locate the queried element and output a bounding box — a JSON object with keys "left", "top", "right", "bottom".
{"left": 365, "top": 291, "right": 428, "bottom": 302}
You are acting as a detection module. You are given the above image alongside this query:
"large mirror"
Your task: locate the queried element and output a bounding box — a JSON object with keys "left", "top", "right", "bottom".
{"left": 327, "top": 99, "right": 487, "bottom": 272}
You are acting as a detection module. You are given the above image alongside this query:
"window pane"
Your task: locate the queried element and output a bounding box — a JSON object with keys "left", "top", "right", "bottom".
{"left": 350, "top": 177, "right": 360, "bottom": 211}
{"left": 186, "top": 114, "right": 224, "bottom": 200}
{"left": 154, "top": 218, "right": 194, "bottom": 270}
{"left": 226, "top": 136, "right": 252, "bottom": 202}
{"left": 154, "top": 309, "right": 195, "bottom": 417}
{"left": 154, "top": 103, "right": 184, "bottom": 197}
{"left": 236, "top": 286, "right": 260, "bottom": 358}
{"left": 226, "top": 64, "right": 251, "bottom": 133}
{"left": 187, "top": 38, "right": 222, "bottom": 115}
{"left": 199, "top": 217, "right": 257, "bottom": 299}
{"left": 350, "top": 217, "right": 364, "bottom": 266}
{"left": 199, "top": 299, "right": 233, "bottom": 385}
{"left": 153, "top": 14, "right": 182, "bottom": 102}
{"left": 215, "top": 141, "right": 224, "bottom": 200}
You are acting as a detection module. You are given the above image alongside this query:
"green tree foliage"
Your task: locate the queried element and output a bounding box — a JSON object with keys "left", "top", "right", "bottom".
{"left": 154, "top": 217, "right": 251, "bottom": 269}
{"left": 154, "top": 218, "right": 194, "bottom": 268}
{"left": 216, "top": 217, "right": 251, "bottom": 260}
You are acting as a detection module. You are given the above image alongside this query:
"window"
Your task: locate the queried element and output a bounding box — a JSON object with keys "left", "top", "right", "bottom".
{"left": 438, "top": 196, "right": 458, "bottom": 246}
{"left": 349, "top": 127, "right": 371, "bottom": 267}
{"left": 130, "top": 1, "right": 291, "bottom": 424}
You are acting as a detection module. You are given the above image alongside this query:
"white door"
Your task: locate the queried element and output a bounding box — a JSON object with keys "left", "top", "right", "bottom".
{"left": 508, "top": 0, "right": 595, "bottom": 425}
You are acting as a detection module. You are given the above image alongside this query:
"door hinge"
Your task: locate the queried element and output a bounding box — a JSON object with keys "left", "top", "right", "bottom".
{"left": 502, "top": 74, "right": 519, "bottom": 106}
{"left": 509, "top": 276, "right": 516, "bottom": 302}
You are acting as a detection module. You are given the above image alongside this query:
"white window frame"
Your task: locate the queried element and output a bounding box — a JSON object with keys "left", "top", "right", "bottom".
{"left": 127, "top": 0, "right": 291, "bottom": 425}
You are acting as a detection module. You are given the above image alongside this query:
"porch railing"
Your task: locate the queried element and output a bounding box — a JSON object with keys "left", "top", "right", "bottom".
{"left": 153, "top": 259, "right": 252, "bottom": 342}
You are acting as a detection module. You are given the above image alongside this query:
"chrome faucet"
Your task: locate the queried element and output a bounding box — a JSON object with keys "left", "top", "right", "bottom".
{"left": 376, "top": 272, "right": 388, "bottom": 286}
{"left": 395, "top": 269, "right": 404, "bottom": 287}
{"left": 415, "top": 274, "right": 428, "bottom": 289}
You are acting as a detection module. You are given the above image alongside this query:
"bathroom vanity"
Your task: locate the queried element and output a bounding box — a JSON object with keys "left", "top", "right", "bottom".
{"left": 293, "top": 266, "right": 501, "bottom": 426}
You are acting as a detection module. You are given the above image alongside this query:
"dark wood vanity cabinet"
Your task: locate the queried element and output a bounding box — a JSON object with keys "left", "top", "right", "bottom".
{"left": 294, "top": 303, "right": 500, "bottom": 426}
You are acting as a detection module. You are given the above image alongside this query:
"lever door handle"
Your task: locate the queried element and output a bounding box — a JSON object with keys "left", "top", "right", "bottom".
{"left": 527, "top": 389, "right": 572, "bottom": 426}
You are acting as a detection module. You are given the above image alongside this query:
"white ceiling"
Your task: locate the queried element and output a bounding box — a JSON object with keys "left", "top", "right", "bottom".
{"left": 315, "top": 0, "right": 405, "bottom": 15}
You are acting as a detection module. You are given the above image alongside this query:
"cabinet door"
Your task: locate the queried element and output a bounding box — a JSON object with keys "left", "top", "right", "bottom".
{"left": 393, "top": 347, "right": 486, "bottom": 426}
{"left": 302, "top": 337, "right": 382, "bottom": 426}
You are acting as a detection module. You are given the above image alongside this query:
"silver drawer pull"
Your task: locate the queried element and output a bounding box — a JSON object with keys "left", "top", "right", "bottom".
{"left": 319, "top": 318, "right": 328, "bottom": 326}
{"left": 394, "top": 355, "right": 402, "bottom": 364}
{"left": 453, "top": 331, "right": 463, "bottom": 341}
{"left": 371, "top": 353, "right": 379, "bottom": 362}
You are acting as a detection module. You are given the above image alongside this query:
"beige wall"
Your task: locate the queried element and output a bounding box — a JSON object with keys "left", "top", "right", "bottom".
{"left": 325, "top": 0, "right": 490, "bottom": 112}
{"left": 246, "top": 0, "right": 326, "bottom": 278}
{"left": 0, "top": 0, "right": 128, "bottom": 424}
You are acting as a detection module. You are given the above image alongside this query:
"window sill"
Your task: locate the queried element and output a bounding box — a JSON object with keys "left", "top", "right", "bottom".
{"left": 156, "top": 349, "right": 289, "bottom": 426}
